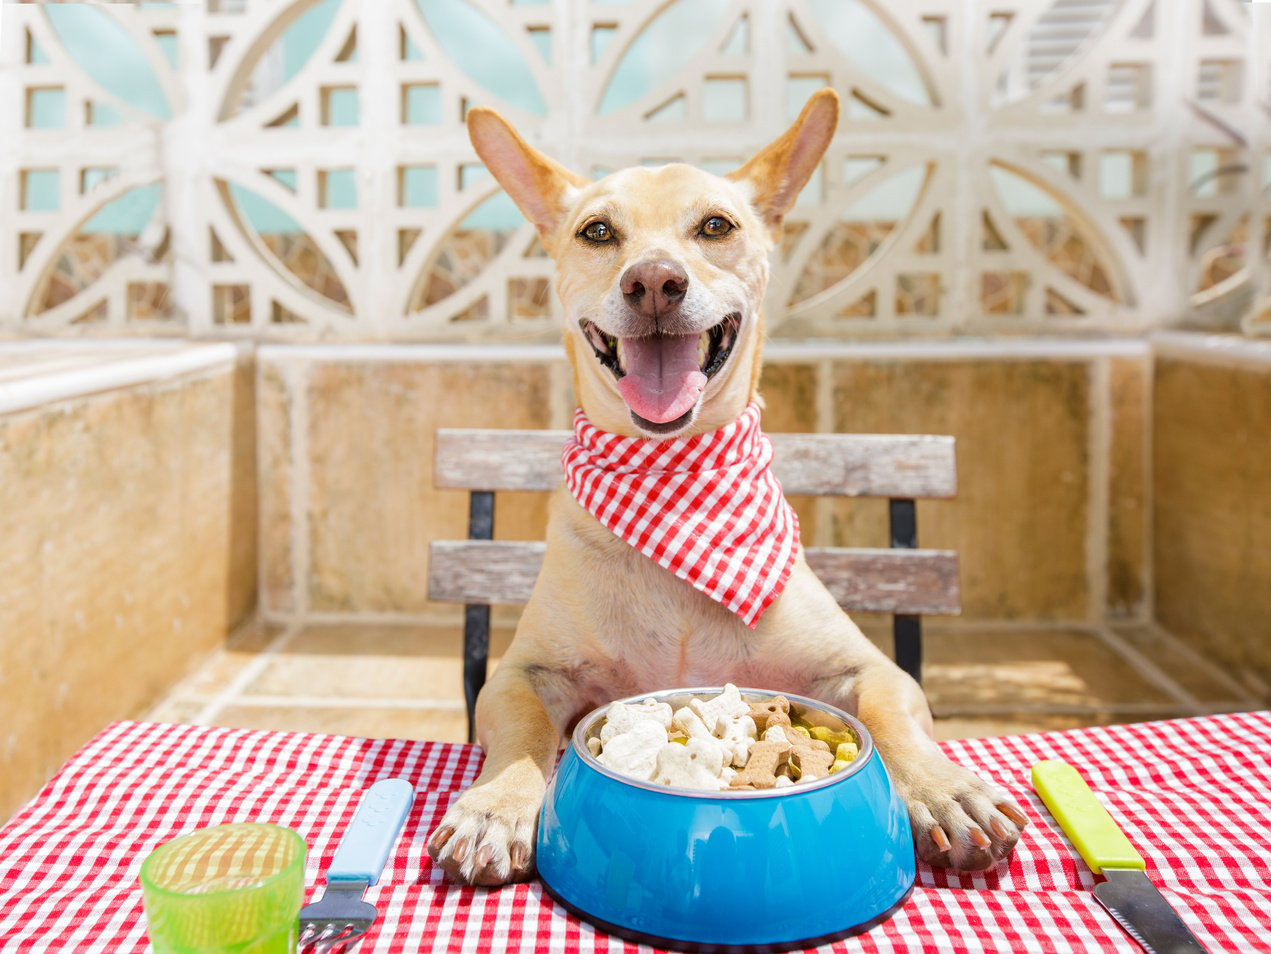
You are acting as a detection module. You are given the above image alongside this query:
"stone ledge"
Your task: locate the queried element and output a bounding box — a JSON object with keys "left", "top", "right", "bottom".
{"left": 0, "top": 339, "right": 242, "bottom": 415}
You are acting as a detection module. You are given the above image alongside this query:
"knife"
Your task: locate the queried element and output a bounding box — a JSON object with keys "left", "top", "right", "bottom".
{"left": 1032, "top": 760, "right": 1208, "bottom": 954}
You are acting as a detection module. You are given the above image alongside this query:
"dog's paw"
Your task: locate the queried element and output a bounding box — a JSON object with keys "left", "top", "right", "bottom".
{"left": 427, "top": 780, "right": 541, "bottom": 886}
{"left": 895, "top": 754, "right": 1029, "bottom": 871}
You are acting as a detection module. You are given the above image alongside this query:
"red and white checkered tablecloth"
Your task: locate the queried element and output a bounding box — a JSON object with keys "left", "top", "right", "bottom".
{"left": 2, "top": 712, "right": 1270, "bottom": 953}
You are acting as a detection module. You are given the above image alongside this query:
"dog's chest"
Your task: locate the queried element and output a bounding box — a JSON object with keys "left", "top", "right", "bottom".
{"left": 587, "top": 539, "right": 761, "bottom": 681}
{"left": 544, "top": 490, "right": 785, "bottom": 695}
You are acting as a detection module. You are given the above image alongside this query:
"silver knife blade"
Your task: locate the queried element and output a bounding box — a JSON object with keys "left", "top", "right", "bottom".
{"left": 1094, "top": 869, "right": 1208, "bottom": 954}
{"left": 1032, "top": 761, "right": 1211, "bottom": 954}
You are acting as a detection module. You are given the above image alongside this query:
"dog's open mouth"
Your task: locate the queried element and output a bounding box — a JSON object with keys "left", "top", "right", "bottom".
{"left": 580, "top": 315, "right": 739, "bottom": 430}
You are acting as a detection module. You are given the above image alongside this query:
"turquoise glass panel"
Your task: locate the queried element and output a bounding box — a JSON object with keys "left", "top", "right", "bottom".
{"left": 155, "top": 32, "right": 177, "bottom": 68}
{"left": 87, "top": 101, "right": 123, "bottom": 127}
{"left": 841, "top": 166, "right": 925, "bottom": 221}
{"left": 843, "top": 157, "right": 883, "bottom": 185}
{"left": 82, "top": 167, "right": 118, "bottom": 191}
{"left": 24, "top": 170, "right": 60, "bottom": 212}
{"left": 599, "top": 0, "right": 729, "bottom": 114}
{"left": 786, "top": 75, "right": 824, "bottom": 120}
{"left": 702, "top": 77, "right": 746, "bottom": 122}
{"left": 720, "top": 16, "right": 748, "bottom": 55}
{"left": 795, "top": 166, "right": 823, "bottom": 208}
{"left": 806, "top": 0, "right": 929, "bottom": 106}
{"left": 457, "top": 169, "right": 521, "bottom": 227}
{"left": 324, "top": 170, "right": 357, "bottom": 209}
{"left": 990, "top": 166, "right": 1063, "bottom": 217}
{"left": 1188, "top": 151, "right": 1219, "bottom": 198}
{"left": 648, "top": 95, "right": 685, "bottom": 122}
{"left": 459, "top": 164, "right": 488, "bottom": 189}
{"left": 282, "top": 0, "right": 340, "bottom": 80}
{"left": 529, "top": 29, "right": 551, "bottom": 65}
{"left": 461, "top": 191, "right": 523, "bottom": 230}
{"left": 27, "top": 35, "right": 50, "bottom": 64}
{"left": 1099, "top": 153, "right": 1133, "bottom": 200}
{"left": 401, "top": 166, "right": 438, "bottom": 207}
{"left": 28, "top": 88, "right": 66, "bottom": 128}
{"left": 81, "top": 184, "right": 160, "bottom": 233}
{"left": 269, "top": 169, "right": 298, "bottom": 191}
{"left": 404, "top": 84, "right": 441, "bottom": 124}
{"left": 229, "top": 182, "right": 303, "bottom": 233}
{"left": 44, "top": 5, "right": 170, "bottom": 119}
{"left": 591, "top": 25, "right": 615, "bottom": 64}
{"left": 83, "top": 183, "right": 161, "bottom": 234}
{"left": 325, "top": 87, "right": 359, "bottom": 126}
{"left": 415, "top": 0, "right": 545, "bottom": 116}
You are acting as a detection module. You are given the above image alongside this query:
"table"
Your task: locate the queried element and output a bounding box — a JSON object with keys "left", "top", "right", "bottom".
{"left": 2, "top": 712, "right": 1270, "bottom": 952}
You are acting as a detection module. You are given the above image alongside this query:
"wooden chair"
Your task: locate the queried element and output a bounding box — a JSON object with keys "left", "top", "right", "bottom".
{"left": 429, "top": 429, "right": 960, "bottom": 742}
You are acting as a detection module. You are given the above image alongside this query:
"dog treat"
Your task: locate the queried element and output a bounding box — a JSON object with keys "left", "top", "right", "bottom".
{"left": 747, "top": 696, "right": 792, "bottom": 734}
{"left": 729, "top": 738, "right": 791, "bottom": 789}
{"left": 596, "top": 718, "right": 669, "bottom": 779}
{"left": 601, "top": 697, "right": 673, "bottom": 743}
{"left": 651, "top": 737, "right": 730, "bottom": 789}
{"left": 590, "top": 685, "right": 859, "bottom": 791}
{"left": 764, "top": 725, "right": 834, "bottom": 782}
{"left": 689, "top": 683, "right": 749, "bottom": 732}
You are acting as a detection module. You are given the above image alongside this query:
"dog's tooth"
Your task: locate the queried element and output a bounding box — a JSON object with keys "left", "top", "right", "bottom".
{"left": 615, "top": 337, "right": 626, "bottom": 372}
{"left": 698, "top": 331, "right": 710, "bottom": 367}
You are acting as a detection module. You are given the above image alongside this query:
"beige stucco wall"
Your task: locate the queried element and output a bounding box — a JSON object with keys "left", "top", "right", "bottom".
{"left": 1153, "top": 337, "right": 1271, "bottom": 689}
{"left": 0, "top": 345, "right": 256, "bottom": 822}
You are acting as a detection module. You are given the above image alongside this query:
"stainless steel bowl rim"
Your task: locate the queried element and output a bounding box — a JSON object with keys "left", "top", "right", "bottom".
{"left": 569, "top": 686, "right": 876, "bottom": 799}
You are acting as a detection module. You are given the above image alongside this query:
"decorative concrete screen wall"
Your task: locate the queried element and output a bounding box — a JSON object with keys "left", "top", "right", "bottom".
{"left": 1, "top": 0, "right": 1268, "bottom": 341}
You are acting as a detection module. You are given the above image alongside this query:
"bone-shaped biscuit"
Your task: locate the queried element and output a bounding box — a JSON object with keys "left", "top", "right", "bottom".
{"left": 652, "top": 737, "right": 727, "bottom": 790}
{"left": 600, "top": 698, "right": 673, "bottom": 744}
{"left": 596, "top": 718, "right": 669, "bottom": 780}
{"left": 763, "top": 725, "right": 834, "bottom": 781}
{"left": 728, "top": 739, "right": 791, "bottom": 789}
{"left": 747, "top": 695, "right": 792, "bottom": 734}
{"left": 715, "top": 712, "right": 758, "bottom": 767}
{"left": 790, "top": 745, "right": 835, "bottom": 780}
{"left": 671, "top": 706, "right": 713, "bottom": 740}
{"left": 677, "top": 702, "right": 755, "bottom": 767}
{"left": 689, "top": 684, "right": 748, "bottom": 734}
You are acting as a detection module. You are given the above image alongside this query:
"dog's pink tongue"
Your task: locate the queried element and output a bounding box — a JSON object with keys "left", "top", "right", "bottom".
{"left": 616, "top": 334, "right": 706, "bottom": 424}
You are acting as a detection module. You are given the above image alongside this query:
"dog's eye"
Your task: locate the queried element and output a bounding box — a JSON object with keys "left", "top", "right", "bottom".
{"left": 700, "top": 216, "right": 734, "bottom": 238}
{"left": 580, "top": 220, "right": 614, "bottom": 243}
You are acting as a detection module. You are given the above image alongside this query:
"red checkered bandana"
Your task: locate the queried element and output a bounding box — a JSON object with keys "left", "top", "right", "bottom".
{"left": 561, "top": 402, "right": 800, "bottom": 628}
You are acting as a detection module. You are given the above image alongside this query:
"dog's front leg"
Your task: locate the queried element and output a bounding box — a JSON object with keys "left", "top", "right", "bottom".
{"left": 848, "top": 660, "right": 1030, "bottom": 870}
{"left": 427, "top": 664, "right": 558, "bottom": 885}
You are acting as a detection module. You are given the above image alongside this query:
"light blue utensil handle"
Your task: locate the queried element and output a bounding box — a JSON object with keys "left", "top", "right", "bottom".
{"left": 326, "top": 778, "right": 415, "bottom": 885}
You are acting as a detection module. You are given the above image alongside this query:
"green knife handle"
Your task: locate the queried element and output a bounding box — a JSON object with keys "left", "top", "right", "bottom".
{"left": 1032, "top": 759, "right": 1145, "bottom": 875}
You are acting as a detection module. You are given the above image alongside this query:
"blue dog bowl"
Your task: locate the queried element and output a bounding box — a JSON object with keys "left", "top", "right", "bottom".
{"left": 536, "top": 688, "right": 915, "bottom": 949}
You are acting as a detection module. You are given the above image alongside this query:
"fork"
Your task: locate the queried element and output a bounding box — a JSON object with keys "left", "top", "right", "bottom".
{"left": 299, "top": 778, "right": 414, "bottom": 952}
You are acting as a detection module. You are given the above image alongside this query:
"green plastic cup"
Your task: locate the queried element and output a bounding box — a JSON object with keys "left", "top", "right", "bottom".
{"left": 139, "top": 823, "right": 307, "bottom": 954}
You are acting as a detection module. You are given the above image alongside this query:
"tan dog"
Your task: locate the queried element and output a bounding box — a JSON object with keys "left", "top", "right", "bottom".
{"left": 427, "top": 90, "right": 1028, "bottom": 885}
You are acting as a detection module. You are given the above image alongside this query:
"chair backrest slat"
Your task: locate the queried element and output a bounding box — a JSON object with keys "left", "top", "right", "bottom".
{"left": 434, "top": 429, "right": 956, "bottom": 498}
{"left": 428, "top": 540, "right": 960, "bottom": 616}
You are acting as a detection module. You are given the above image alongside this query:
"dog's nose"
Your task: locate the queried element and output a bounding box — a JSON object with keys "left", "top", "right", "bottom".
{"left": 621, "top": 259, "right": 689, "bottom": 318}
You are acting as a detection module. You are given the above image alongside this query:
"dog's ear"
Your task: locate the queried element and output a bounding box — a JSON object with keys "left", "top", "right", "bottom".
{"left": 728, "top": 88, "right": 838, "bottom": 238}
{"left": 467, "top": 108, "right": 589, "bottom": 245}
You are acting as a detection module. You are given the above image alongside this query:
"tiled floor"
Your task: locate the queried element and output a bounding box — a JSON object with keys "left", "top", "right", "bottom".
{"left": 145, "top": 615, "right": 1266, "bottom": 743}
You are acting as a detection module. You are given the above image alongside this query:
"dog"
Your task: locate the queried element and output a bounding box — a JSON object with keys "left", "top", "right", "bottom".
{"left": 427, "top": 89, "right": 1028, "bottom": 886}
